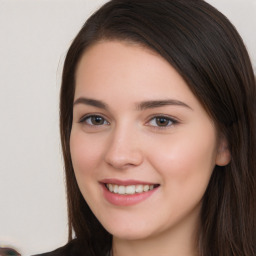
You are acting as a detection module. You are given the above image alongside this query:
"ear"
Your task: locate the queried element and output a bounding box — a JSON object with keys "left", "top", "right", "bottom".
{"left": 215, "top": 136, "right": 231, "bottom": 166}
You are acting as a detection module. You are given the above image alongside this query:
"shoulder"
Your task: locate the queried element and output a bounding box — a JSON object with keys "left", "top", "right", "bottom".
{"left": 32, "top": 239, "right": 82, "bottom": 256}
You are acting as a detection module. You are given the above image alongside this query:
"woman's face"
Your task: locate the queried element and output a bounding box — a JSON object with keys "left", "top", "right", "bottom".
{"left": 70, "top": 41, "right": 229, "bottom": 241}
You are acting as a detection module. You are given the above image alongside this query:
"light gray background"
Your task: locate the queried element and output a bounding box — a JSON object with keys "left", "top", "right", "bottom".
{"left": 0, "top": 0, "right": 255, "bottom": 255}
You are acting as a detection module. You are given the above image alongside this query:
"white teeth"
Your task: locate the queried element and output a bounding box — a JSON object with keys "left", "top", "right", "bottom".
{"left": 118, "top": 185, "right": 126, "bottom": 195}
{"left": 143, "top": 185, "right": 150, "bottom": 192}
{"left": 106, "top": 183, "right": 156, "bottom": 195}
{"left": 114, "top": 184, "right": 119, "bottom": 193}
{"left": 135, "top": 185, "right": 143, "bottom": 193}
{"left": 109, "top": 184, "right": 113, "bottom": 192}
{"left": 126, "top": 185, "right": 136, "bottom": 194}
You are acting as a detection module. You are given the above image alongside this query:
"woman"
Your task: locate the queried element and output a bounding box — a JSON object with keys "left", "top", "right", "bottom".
{"left": 36, "top": 0, "right": 256, "bottom": 255}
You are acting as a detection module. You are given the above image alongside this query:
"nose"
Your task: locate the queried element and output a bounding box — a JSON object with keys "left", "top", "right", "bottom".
{"left": 104, "top": 125, "right": 143, "bottom": 170}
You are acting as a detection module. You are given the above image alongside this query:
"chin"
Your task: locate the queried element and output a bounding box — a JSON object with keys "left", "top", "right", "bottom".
{"left": 103, "top": 221, "right": 158, "bottom": 241}
{"left": 111, "top": 230, "right": 153, "bottom": 241}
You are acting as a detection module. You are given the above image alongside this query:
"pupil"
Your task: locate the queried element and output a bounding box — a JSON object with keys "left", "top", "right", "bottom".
{"left": 93, "top": 116, "right": 103, "bottom": 125}
{"left": 156, "top": 117, "right": 168, "bottom": 126}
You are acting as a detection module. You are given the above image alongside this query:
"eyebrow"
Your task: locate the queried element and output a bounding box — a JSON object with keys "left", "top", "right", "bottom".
{"left": 137, "top": 99, "right": 192, "bottom": 111}
{"left": 73, "top": 97, "right": 192, "bottom": 111}
{"left": 73, "top": 97, "right": 109, "bottom": 109}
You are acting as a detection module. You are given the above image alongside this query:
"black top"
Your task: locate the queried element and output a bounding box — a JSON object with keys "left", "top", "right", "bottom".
{"left": 33, "top": 240, "right": 81, "bottom": 256}
{"left": 33, "top": 240, "right": 111, "bottom": 256}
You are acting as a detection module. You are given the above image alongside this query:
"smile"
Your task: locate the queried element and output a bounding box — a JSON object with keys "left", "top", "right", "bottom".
{"left": 105, "top": 184, "right": 159, "bottom": 195}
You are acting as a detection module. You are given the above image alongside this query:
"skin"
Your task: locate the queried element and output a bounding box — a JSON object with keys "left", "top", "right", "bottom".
{"left": 70, "top": 40, "right": 230, "bottom": 256}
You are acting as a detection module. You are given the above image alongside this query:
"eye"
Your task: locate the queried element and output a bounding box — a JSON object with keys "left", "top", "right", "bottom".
{"left": 80, "top": 115, "right": 109, "bottom": 126}
{"left": 148, "top": 116, "right": 177, "bottom": 128}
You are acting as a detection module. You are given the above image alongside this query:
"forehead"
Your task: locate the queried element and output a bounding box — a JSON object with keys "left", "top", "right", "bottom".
{"left": 75, "top": 40, "right": 165, "bottom": 84}
{"left": 76, "top": 41, "right": 184, "bottom": 91}
{"left": 74, "top": 40, "right": 207, "bottom": 116}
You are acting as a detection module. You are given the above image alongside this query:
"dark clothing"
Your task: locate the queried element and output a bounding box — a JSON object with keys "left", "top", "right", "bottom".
{"left": 33, "top": 240, "right": 81, "bottom": 256}
{"left": 33, "top": 240, "right": 111, "bottom": 256}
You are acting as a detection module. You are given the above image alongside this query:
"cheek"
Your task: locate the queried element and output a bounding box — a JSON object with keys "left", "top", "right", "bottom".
{"left": 147, "top": 130, "right": 217, "bottom": 187}
{"left": 69, "top": 129, "right": 105, "bottom": 209}
{"left": 70, "top": 130, "right": 104, "bottom": 177}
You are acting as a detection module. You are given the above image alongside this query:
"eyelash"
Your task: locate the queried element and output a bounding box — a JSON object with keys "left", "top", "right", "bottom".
{"left": 146, "top": 115, "right": 178, "bottom": 129}
{"left": 79, "top": 114, "right": 110, "bottom": 126}
{"left": 79, "top": 114, "right": 179, "bottom": 130}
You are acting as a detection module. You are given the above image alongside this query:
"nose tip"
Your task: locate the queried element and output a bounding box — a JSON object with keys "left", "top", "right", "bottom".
{"left": 105, "top": 151, "right": 143, "bottom": 169}
{"left": 104, "top": 135, "right": 143, "bottom": 169}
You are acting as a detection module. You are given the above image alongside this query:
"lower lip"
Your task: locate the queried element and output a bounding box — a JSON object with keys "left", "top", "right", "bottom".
{"left": 101, "top": 184, "right": 159, "bottom": 206}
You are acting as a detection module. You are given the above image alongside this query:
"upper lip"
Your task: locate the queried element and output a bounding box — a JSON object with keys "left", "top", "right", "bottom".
{"left": 100, "top": 178, "right": 158, "bottom": 186}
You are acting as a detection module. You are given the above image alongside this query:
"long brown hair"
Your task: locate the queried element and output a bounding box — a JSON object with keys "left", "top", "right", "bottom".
{"left": 60, "top": 0, "right": 256, "bottom": 255}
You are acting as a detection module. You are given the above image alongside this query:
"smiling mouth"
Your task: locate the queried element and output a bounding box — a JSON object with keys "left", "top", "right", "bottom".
{"left": 105, "top": 184, "right": 160, "bottom": 195}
